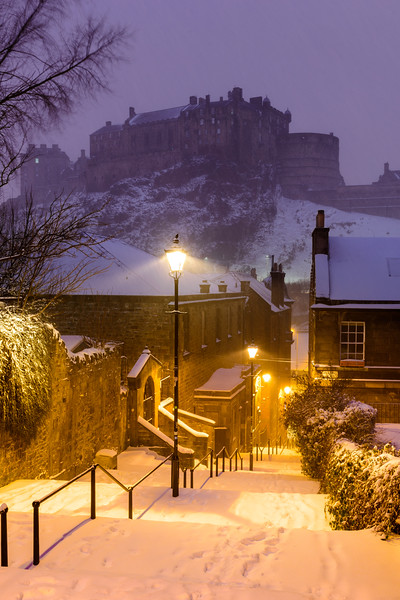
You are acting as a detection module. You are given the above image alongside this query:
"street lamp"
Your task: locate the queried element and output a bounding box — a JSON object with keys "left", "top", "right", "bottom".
{"left": 165, "top": 234, "right": 186, "bottom": 497}
{"left": 247, "top": 341, "right": 258, "bottom": 471}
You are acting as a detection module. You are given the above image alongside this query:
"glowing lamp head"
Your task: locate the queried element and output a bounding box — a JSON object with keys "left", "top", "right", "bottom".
{"left": 262, "top": 373, "right": 271, "bottom": 383}
{"left": 247, "top": 342, "right": 258, "bottom": 360}
{"left": 165, "top": 234, "right": 186, "bottom": 274}
{"left": 284, "top": 386, "right": 292, "bottom": 395}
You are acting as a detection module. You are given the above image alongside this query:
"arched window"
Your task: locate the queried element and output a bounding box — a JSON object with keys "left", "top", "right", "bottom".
{"left": 143, "top": 376, "right": 155, "bottom": 423}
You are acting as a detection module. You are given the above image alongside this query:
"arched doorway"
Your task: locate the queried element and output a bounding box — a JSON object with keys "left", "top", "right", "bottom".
{"left": 143, "top": 376, "right": 155, "bottom": 424}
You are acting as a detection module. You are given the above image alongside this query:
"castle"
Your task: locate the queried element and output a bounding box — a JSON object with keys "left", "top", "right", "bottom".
{"left": 86, "top": 87, "right": 343, "bottom": 193}
{"left": 19, "top": 87, "right": 345, "bottom": 199}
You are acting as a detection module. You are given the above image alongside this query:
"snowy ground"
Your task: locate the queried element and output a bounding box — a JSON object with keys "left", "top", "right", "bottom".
{"left": 1, "top": 446, "right": 400, "bottom": 600}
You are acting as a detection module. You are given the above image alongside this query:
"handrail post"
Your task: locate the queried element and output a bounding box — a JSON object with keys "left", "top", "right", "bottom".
{"left": 128, "top": 488, "right": 133, "bottom": 519}
{"left": 91, "top": 465, "right": 96, "bottom": 520}
{"left": 33, "top": 501, "right": 40, "bottom": 566}
{"left": 183, "top": 469, "right": 187, "bottom": 488}
{"left": 216, "top": 455, "right": 219, "bottom": 477}
{"left": 229, "top": 456, "right": 232, "bottom": 471}
{"left": 210, "top": 450, "right": 213, "bottom": 478}
{"left": 222, "top": 451, "right": 225, "bottom": 473}
{"left": 235, "top": 451, "right": 238, "bottom": 471}
{"left": 190, "top": 469, "right": 194, "bottom": 488}
{"left": 1, "top": 504, "right": 8, "bottom": 567}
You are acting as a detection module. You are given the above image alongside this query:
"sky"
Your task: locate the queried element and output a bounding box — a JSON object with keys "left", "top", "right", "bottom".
{"left": 1, "top": 443, "right": 400, "bottom": 599}
{"left": 40, "top": 0, "right": 400, "bottom": 187}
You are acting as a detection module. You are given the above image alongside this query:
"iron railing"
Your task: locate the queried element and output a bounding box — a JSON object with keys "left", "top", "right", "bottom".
{"left": 215, "top": 447, "right": 244, "bottom": 476}
{"left": 0, "top": 503, "right": 8, "bottom": 567}
{"left": 32, "top": 454, "right": 172, "bottom": 566}
{"left": 183, "top": 449, "right": 214, "bottom": 488}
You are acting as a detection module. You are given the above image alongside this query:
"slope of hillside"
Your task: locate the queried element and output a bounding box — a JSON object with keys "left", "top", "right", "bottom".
{"left": 76, "top": 159, "right": 400, "bottom": 281}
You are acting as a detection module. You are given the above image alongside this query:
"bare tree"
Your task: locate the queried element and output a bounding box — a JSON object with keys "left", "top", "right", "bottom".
{"left": 0, "top": 194, "right": 112, "bottom": 312}
{"left": 0, "top": 0, "right": 129, "bottom": 187}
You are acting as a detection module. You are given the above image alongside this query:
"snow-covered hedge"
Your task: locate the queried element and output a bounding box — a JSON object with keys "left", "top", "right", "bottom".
{"left": 325, "top": 441, "right": 400, "bottom": 537}
{"left": 284, "top": 378, "right": 376, "bottom": 483}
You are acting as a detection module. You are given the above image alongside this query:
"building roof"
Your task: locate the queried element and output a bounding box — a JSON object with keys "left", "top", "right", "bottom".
{"left": 129, "top": 106, "right": 187, "bottom": 126}
{"left": 315, "top": 236, "right": 400, "bottom": 302}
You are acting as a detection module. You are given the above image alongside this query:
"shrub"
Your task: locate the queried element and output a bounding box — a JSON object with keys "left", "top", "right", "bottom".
{"left": 284, "top": 377, "right": 376, "bottom": 482}
{"left": 0, "top": 308, "right": 53, "bottom": 441}
{"left": 325, "top": 441, "right": 400, "bottom": 536}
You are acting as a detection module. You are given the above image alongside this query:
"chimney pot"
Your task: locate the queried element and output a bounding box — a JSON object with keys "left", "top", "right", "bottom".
{"left": 316, "top": 210, "right": 325, "bottom": 228}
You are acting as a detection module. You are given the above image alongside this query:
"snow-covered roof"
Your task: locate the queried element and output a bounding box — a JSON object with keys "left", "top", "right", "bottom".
{"left": 63, "top": 239, "right": 209, "bottom": 296}
{"left": 195, "top": 365, "right": 246, "bottom": 393}
{"left": 129, "top": 106, "right": 186, "bottom": 126}
{"left": 205, "top": 272, "right": 289, "bottom": 311}
{"left": 316, "top": 237, "right": 400, "bottom": 302}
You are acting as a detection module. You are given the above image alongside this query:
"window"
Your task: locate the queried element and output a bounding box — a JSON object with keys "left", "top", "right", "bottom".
{"left": 340, "top": 321, "right": 365, "bottom": 365}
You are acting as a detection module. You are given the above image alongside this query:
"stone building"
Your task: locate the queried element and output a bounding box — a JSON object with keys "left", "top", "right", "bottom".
{"left": 49, "top": 239, "right": 292, "bottom": 453}
{"left": 309, "top": 210, "right": 400, "bottom": 422}
{"left": 19, "top": 144, "right": 88, "bottom": 202}
{"left": 87, "top": 87, "right": 292, "bottom": 191}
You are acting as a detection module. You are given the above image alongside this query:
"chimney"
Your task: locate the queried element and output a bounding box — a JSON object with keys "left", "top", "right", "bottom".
{"left": 240, "top": 280, "right": 250, "bottom": 293}
{"left": 52, "top": 144, "right": 59, "bottom": 150}
{"left": 250, "top": 267, "right": 257, "bottom": 280}
{"left": 40, "top": 144, "right": 46, "bottom": 149}
{"left": 206, "top": 94, "right": 210, "bottom": 106}
{"left": 270, "top": 262, "right": 285, "bottom": 308}
{"left": 199, "top": 280, "right": 210, "bottom": 293}
{"left": 106, "top": 121, "right": 111, "bottom": 127}
{"left": 189, "top": 96, "right": 197, "bottom": 105}
{"left": 218, "top": 281, "right": 227, "bottom": 293}
{"left": 80, "top": 149, "right": 86, "bottom": 158}
{"left": 232, "top": 87, "right": 243, "bottom": 102}
{"left": 129, "top": 107, "right": 136, "bottom": 118}
{"left": 384, "top": 162, "right": 389, "bottom": 174}
{"left": 312, "top": 210, "right": 330, "bottom": 256}
{"left": 250, "top": 97, "right": 262, "bottom": 110}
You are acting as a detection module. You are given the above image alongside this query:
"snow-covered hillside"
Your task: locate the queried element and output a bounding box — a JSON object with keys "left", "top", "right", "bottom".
{"left": 75, "top": 160, "right": 400, "bottom": 282}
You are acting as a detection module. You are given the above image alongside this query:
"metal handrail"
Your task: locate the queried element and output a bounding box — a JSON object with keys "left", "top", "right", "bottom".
{"left": 186, "top": 449, "right": 214, "bottom": 488}
{"left": 215, "top": 446, "right": 229, "bottom": 476}
{"left": 1, "top": 503, "right": 8, "bottom": 567}
{"left": 228, "top": 448, "right": 243, "bottom": 471}
{"left": 32, "top": 453, "right": 173, "bottom": 566}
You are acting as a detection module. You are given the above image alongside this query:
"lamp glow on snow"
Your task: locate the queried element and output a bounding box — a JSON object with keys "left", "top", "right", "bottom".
{"left": 247, "top": 342, "right": 258, "bottom": 471}
{"left": 165, "top": 234, "right": 187, "bottom": 498}
{"left": 262, "top": 373, "right": 271, "bottom": 383}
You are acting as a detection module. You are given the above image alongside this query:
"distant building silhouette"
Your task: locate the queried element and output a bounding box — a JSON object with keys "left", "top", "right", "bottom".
{"left": 20, "top": 144, "right": 88, "bottom": 202}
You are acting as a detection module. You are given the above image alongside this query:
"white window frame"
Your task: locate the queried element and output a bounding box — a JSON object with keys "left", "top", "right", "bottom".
{"left": 340, "top": 321, "right": 365, "bottom": 366}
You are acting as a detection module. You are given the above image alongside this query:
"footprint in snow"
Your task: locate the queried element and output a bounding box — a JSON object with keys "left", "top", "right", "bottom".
{"left": 240, "top": 531, "right": 266, "bottom": 545}
{"left": 190, "top": 551, "right": 204, "bottom": 559}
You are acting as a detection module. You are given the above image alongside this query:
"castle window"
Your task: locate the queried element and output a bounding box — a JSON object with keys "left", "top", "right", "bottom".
{"left": 211, "top": 118, "right": 215, "bottom": 125}
{"left": 217, "top": 128, "right": 221, "bottom": 134}
{"left": 200, "top": 119, "right": 204, "bottom": 126}
{"left": 35, "top": 158, "right": 39, "bottom": 164}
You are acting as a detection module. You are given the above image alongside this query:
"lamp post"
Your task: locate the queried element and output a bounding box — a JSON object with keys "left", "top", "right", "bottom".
{"left": 247, "top": 341, "right": 258, "bottom": 471}
{"left": 165, "top": 234, "right": 186, "bottom": 497}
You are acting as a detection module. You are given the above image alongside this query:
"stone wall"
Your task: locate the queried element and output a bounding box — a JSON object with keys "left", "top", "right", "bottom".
{"left": 49, "top": 293, "right": 247, "bottom": 414}
{"left": 0, "top": 333, "right": 125, "bottom": 486}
